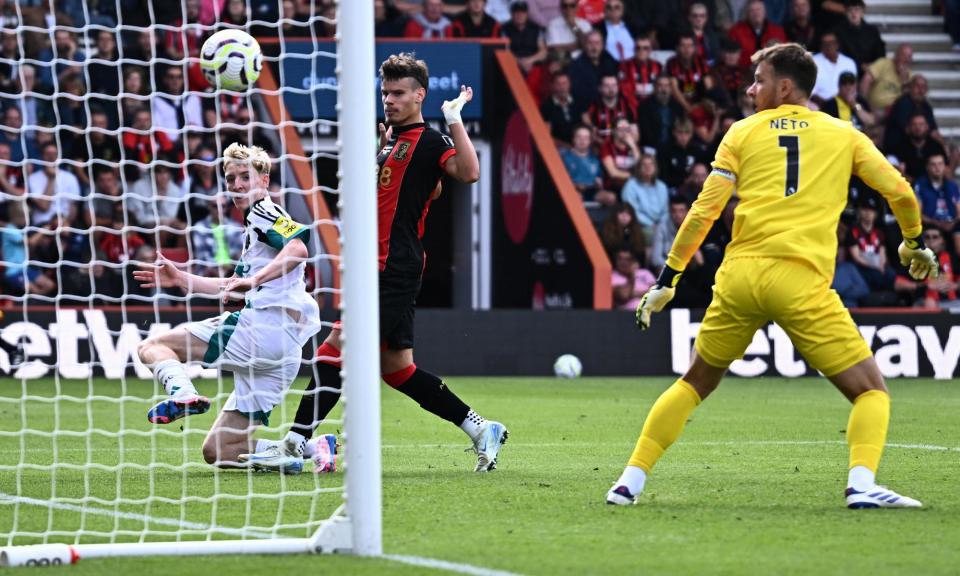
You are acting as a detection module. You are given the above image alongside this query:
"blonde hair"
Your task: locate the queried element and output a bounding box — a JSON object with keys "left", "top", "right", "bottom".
{"left": 222, "top": 142, "right": 272, "bottom": 176}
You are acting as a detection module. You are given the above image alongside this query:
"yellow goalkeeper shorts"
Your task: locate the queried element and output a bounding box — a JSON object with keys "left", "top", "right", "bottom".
{"left": 694, "top": 257, "right": 873, "bottom": 376}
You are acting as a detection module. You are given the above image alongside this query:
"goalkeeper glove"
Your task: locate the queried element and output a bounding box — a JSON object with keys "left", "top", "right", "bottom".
{"left": 897, "top": 235, "right": 939, "bottom": 281}
{"left": 441, "top": 87, "right": 470, "bottom": 126}
{"left": 636, "top": 265, "right": 682, "bottom": 330}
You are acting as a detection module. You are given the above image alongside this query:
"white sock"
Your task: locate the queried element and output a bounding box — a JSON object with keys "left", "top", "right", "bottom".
{"left": 255, "top": 439, "right": 274, "bottom": 453}
{"left": 847, "top": 465, "right": 875, "bottom": 492}
{"left": 154, "top": 359, "right": 197, "bottom": 398}
{"left": 459, "top": 409, "right": 486, "bottom": 440}
{"left": 615, "top": 465, "right": 648, "bottom": 496}
{"left": 284, "top": 431, "right": 307, "bottom": 457}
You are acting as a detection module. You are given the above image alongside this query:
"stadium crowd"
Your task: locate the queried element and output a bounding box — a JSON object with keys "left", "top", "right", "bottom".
{"left": 0, "top": 0, "right": 326, "bottom": 303}
{"left": 0, "top": 0, "right": 958, "bottom": 312}
{"left": 371, "top": 0, "right": 960, "bottom": 311}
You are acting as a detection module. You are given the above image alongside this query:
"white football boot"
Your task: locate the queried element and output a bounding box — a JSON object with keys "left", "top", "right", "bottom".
{"left": 239, "top": 439, "right": 303, "bottom": 475}
{"left": 605, "top": 485, "right": 639, "bottom": 506}
{"left": 845, "top": 485, "right": 922, "bottom": 509}
{"left": 472, "top": 421, "right": 508, "bottom": 472}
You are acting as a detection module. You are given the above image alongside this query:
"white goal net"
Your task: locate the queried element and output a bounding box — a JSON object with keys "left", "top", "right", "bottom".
{"left": 0, "top": 0, "right": 379, "bottom": 566}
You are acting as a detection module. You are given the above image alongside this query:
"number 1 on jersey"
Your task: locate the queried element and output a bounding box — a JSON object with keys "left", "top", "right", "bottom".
{"left": 779, "top": 135, "right": 800, "bottom": 197}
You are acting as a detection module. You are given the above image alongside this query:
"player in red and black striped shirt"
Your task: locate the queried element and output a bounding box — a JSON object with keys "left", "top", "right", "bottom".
{"left": 242, "top": 54, "right": 508, "bottom": 475}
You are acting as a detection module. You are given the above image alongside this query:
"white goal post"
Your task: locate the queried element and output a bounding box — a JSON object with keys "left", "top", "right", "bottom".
{"left": 0, "top": 0, "right": 380, "bottom": 567}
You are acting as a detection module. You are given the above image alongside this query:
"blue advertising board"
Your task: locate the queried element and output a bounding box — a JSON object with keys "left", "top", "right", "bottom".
{"left": 279, "top": 41, "right": 483, "bottom": 121}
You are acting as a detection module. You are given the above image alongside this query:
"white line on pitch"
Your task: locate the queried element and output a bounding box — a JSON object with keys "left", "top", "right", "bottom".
{"left": 383, "top": 554, "right": 525, "bottom": 576}
{"left": 2, "top": 440, "right": 959, "bottom": 455}
{"left": 378, "top": 440, "right": 960, "bottom": 452}
{"left": 0, "top": 493, "right": 526, "bottom": 576}
{"left": 0, "top": 492, "right": 277, "bottom": 539}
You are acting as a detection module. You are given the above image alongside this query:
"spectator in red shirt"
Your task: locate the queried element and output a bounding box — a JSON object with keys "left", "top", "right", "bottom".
{"left": 449, "top": 0, "right": 501, "bottom": 37}
{"left": 0, "top": 142, "right": 24, "bottom": 208}
{"left": 576, "top": 0, "right": 606, "bottom": 24}
{"left": 583, "top": 74, "right": 637, "bottom": 145}
{"left": 845, "top": 195, "right": 894, "bottom": 292}
{"left": 917, "top": 228, "right": 960, "bottom": 310}
{"left": 727, "top": 0, "right": 787, "bottom": 67}
{"left": 666, "top": 31, "right": 712, "bottom": 112}
{"left": 711, "top": 38, "right": 746, "bottom": 107}
{"left": 618, "top": 35, "right": 662, "bottom": 111}
{"left": 163, "top": 0, "right": 205, "bottom": 90}
{"left": 599, "top": 117, "right": 640, "bottom": 192}
{"left": 404, "top": 0, "right": 453, "bottom": 38}
{"left": 122, "top": 108, "right": 174, "bottom": 182}
{"left": 525, "top": 51, "right": 565, "bottom": 106}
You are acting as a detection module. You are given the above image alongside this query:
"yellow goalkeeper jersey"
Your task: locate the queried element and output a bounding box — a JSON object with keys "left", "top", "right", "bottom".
{"left": 666, "top": 104, "right": 922, "bottom": 280}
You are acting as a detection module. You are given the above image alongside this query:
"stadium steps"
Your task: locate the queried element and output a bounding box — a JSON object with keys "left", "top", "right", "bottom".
{"left": 929, "top": 89, "right": 960, "bottom": 107}
{"left": 868, "top": 0, "right": 960, "bottom": 142}
{"left": 882, "top": 32, "right": 954, "bottom": 48}
{"left": 867, "top": 0, "right": 938, "bottom": 15}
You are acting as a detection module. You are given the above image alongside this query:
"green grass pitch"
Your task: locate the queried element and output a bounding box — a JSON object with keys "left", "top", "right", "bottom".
{"left": 1, "top": 376, "right": 958, "bottom": 575}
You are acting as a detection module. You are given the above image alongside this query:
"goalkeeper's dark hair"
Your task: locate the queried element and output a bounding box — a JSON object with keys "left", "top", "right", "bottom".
{"left": 379, "top": 53, "right": 430, "bottom": 90}
{"left": 750, "top": 43, "right": 817, "bottom": 97}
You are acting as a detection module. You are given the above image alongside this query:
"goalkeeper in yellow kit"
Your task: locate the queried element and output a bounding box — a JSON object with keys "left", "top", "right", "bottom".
{"left": 606, "top": 44, "right": 938, "bottom": 509}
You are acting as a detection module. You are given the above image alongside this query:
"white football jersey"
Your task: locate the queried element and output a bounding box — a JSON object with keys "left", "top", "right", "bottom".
{"left": 236, "top": 196, "right": 320, "bottom": 343}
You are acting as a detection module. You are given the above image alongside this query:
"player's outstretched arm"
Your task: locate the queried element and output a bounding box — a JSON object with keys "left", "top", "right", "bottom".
{"left": 667, "top": 171, "right": 736, "bottom": 273}
{"left": 221, "top": 238, "right": 308, "bottom": 302}
{"left": 636, "top": 173, "right": 734, "bottom": 330}
{"left": 133, "top": 256, "right": 223, "bottom": 295}
{"left": 851, "top": 131, "right": 938, "bottom": 280}
{"left": 441, "top": 85, "right": 480, "bottom": 183}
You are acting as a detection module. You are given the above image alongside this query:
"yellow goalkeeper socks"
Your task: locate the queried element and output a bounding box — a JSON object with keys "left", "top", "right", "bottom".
{"left": 846, "top": 389, "right": 890, "bottom": 487}
{"left": 627, "top": 379, "right": 702, "bottom": 473}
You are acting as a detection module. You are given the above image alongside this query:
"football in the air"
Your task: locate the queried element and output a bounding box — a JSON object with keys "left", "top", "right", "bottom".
{"left": 200, "top": 29, "right": 262, "bottom": 90}
{"left": 553, "top": 354, "right": 582, "bottom": 378}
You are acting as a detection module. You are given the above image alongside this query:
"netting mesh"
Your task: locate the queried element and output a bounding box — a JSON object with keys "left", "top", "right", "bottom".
{"left": 0, "top": 0, "right": 346, "bottom": 546}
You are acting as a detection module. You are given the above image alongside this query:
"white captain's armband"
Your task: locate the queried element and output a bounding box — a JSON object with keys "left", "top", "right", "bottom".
{"left": 711, "top": 168, "right": 736, "bottom": 183}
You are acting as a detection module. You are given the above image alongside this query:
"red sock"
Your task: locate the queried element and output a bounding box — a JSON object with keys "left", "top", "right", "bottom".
{"left": 383, "top": 363, "right": 417, "bottom": 388}
{"left": 315, "top": 342, "right": 341, "bottom": 368}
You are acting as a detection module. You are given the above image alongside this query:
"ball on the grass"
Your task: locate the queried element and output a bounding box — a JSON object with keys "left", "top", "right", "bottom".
{"left": 553, "top": 354, "right": 582, "bottom": 378}
{"left": 200, "top": 29, "right": 262, "bottom": 91}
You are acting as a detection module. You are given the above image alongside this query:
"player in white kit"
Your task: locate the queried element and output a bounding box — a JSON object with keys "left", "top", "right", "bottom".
{"left": 134, "top": 142, "right": 320, "bottom": 468}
